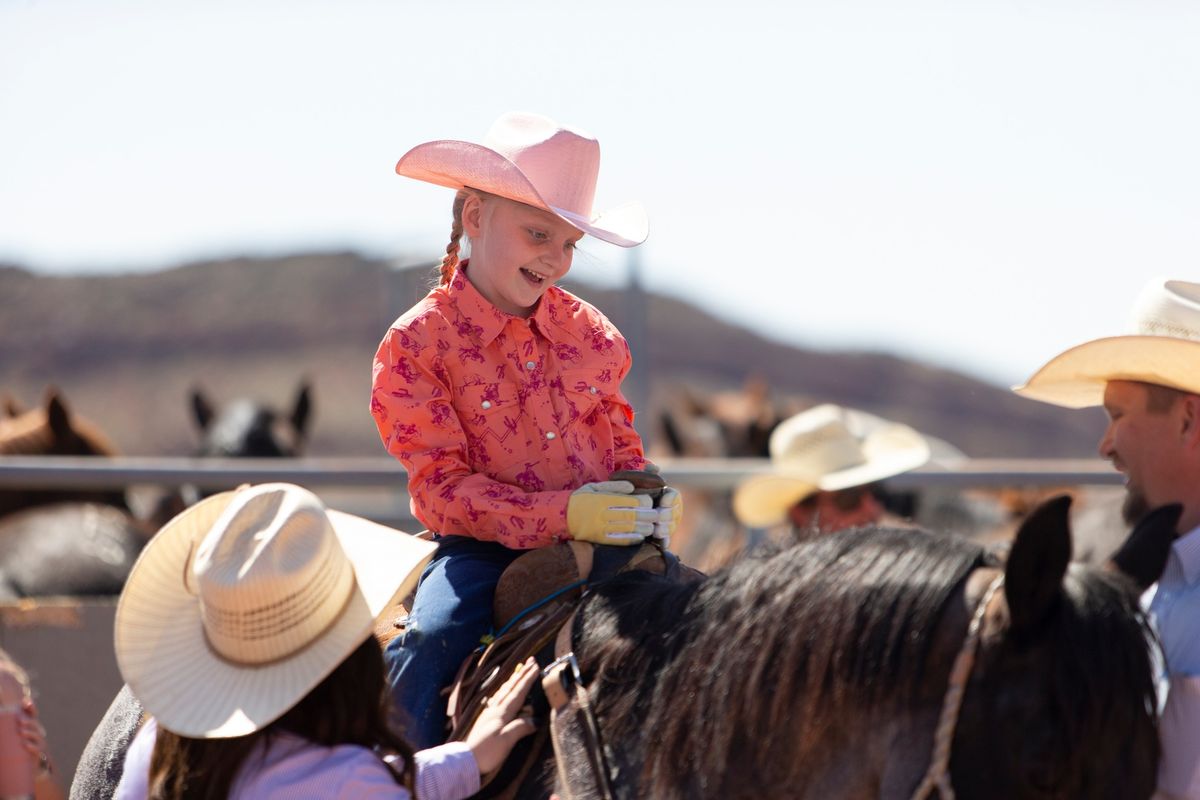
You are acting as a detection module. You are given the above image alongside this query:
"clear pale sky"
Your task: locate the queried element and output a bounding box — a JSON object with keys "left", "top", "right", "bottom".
{"left": 3, "top": 0, "right": 1199, "bottom": 387}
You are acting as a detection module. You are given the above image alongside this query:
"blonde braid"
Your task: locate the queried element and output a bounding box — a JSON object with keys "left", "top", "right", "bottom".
{"left": 438, "top": 190, "right": 470, "bottom": 286}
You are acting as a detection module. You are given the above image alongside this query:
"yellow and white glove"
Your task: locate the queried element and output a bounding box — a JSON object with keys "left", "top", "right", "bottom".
{"left": 567, "top": 481, "right": 655, "bottom": 546}
{"left": 650, "top": 487, "right": 683, "bottom": 550}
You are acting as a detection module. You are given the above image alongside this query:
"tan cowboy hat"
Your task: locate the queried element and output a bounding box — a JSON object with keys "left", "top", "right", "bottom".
{"left": 114, "top": 483, "right": 436, "bottom": 738}
{"left": 1015, "top": 278, "right": 1200, "bottom": 408}
{"left": 732, "top": 404, "right": 932, "bottom": 528}
{"left": 395, "top": 111, "right": 648, "bottom": 247}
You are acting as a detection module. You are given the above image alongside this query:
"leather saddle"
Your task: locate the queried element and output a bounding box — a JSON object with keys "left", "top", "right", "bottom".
{"left": 440, "top": 541, "right": 704, "bottom": 797}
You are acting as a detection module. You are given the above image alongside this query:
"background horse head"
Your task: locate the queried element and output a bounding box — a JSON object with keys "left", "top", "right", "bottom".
{"left": 189, "top": 380, "right": 312, "bottom": 459}
{"left": 0, "top": 387, "right": 129, "bottom": 517}
{"left": 0, "top": 387, "right": 151, "bottom": 599}
{"left": 511, "top": 496, "right": 1169, "bottom": 799}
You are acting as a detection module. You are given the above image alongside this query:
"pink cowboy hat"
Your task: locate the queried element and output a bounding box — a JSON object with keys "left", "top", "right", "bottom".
{"left": 395, "top": 111, "right": 648, "bottom": 248}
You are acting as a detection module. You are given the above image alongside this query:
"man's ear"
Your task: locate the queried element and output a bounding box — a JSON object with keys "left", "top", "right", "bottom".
{"left": 1181, "top": 394, "right": 1200, "bottom": 448}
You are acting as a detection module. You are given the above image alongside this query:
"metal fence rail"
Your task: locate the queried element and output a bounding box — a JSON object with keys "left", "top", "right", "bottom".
{"left": 0, "top": 455, "right": 1124, "bottom": 490}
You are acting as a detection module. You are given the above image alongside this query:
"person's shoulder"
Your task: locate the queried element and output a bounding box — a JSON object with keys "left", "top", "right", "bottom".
{"left": 545, "top": 285, "right": 625, "bottom": 341}
{"left": 328, "top": 744, "right": 410, "bottom": 798}
{"left": 243, "top": 736, "right": 409, "bottom": 799}
{"left": 383, "top": 289, "right": 457, "bottom": 351}
{"left": 394, "top": 287, "right": 453, "bottom": 331}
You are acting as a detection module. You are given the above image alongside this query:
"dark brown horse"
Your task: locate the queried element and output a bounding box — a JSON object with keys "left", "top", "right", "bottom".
{"left": 73, "top": 496, "right": 1172, "bottom": 800}
{"left": 497, "top": 496, "right": 1171, "bottom": 799}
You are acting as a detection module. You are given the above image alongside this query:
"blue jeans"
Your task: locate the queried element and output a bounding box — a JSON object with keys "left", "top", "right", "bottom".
{"left": 384, "top": 535, "right": 524, "bottom": 750}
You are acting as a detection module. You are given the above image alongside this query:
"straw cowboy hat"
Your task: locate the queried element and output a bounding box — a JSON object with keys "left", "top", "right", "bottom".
{"left": 1015, "top": 278, "right": 1200, "bottom": 408}
{"left": 395, "top": 111, "right": 648, "bottom": 248}
{"left": 733, "top": 404, "right": 932, "bottom": 528}
{"left": 114, "top": 483, "right": 436, "bottom": 738}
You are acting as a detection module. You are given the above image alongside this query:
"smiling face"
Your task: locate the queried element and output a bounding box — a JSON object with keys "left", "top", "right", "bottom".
{"left": 461, "top": 192, "right": 584, "bottom": 317}
{"left": 1099, "top": 380, "right": 1196, "bottom": 524}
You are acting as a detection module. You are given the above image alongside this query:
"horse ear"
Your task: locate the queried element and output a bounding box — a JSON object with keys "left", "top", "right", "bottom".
{"left": 659, "top": 410, "right": 686, "bottom": 456}
{"left": 1005, "top": 494, "right": 1073, "bottom": 637}
{"left": 44, "top": 387, "right": 72, "bottom": 436}
{"left": 2, "top": 393, "right": 22, "bottom": 417}
{"left": 291, "top": 381, "right": 313, "bottom": 438}
{"left": 191, "top": 388, "right": 214, "bottom": 431}
{"left": 1107, "top": 503, "right": 1181, "bottom": 591}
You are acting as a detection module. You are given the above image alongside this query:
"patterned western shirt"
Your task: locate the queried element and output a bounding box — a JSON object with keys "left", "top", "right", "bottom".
{"left": 370, "top": 264, "right": 647, "bottom": 549}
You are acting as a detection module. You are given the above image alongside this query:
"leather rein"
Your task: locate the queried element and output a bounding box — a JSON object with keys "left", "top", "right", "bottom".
{"left": 541, "top": 573, "right": 1007, "bottom": 800}
{"left": 910, "top": 573, "right": 1006, "bottom": 800}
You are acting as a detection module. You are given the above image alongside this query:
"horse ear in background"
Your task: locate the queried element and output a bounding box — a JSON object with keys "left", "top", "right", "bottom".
{"left": 0, "top": 387, "right": 127, "bottom": 517}
{"left": 2, "top": 393, "right": 22, "bottom": 417}
{"left": 1107, "top": 502, "right": 1181, "bottom": 591}
{"left": 0, "top": 387, "right": 150, "bottom": 599}
{"left": 1004, "top": 494, "right": 1073, "bottom": 637}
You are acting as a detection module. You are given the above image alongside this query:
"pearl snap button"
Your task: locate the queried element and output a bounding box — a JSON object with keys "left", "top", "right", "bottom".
{"left": 589, "top": 386, "right": 598, "bottom": 394}
{"left": 481, "top": 400, "right": 491, "bottom": 409}
{"left": 545, "top": 431, "right": 556, "bottom": 440}
{"left": 525, "top": 361, "right": 536, "bottom": 370}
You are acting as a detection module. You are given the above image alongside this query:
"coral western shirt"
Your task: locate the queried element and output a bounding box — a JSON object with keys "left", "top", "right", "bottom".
{"left": 371, "top": 265, "right": 647, "bottom": 549}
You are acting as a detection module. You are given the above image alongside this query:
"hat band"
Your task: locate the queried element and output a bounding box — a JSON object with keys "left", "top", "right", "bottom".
{"left": 1136, "top": 317, "right": 1200, "bottom": 342}
{"left": 200, "top": 545, "right": 355, "bottom": 666}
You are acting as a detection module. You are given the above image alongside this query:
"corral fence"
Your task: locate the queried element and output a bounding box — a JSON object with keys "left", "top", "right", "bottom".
{"left": 0, "top": 455, "right": 1122, "bottom": 784}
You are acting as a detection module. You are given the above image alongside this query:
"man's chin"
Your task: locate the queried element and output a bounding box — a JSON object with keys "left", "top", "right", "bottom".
{"left": 1121, "top": 487, "right": 1152, "bottom": 525}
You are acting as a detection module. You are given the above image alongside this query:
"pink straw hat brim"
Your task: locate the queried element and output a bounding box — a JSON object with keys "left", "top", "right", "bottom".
{"left": 396, "top": 140, "right": 648, "bottom": 247}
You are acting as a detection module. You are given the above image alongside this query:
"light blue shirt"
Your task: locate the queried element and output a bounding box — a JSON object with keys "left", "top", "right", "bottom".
{"left": 1149, "top": 523, "right": 1200, "bottom": 678}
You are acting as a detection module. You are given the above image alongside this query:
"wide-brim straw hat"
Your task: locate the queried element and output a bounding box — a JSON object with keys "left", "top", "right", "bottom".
{"left": 114, "top": 483, "right": 436, "bottom": 738}
{"left": 1015, "top": 278, "right": 1200, "bottom": 408}
{"left": 733, "top": 404, "right": 931, "bottom": 528}
{"left": 395, "top": 111, "right": 648, "bottom": 248}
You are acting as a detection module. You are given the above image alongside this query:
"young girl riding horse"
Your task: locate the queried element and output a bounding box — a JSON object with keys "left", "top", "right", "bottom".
{"left": 370, "top": 111, "right": 682, "bottom": 749}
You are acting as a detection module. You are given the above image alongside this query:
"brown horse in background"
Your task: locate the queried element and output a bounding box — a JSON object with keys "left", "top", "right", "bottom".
{"left": 0, "top": 382, "right": 315, "bottom": 599}
{"left": 0, "top": 388, "right": 149, "bottom": 598}
{"left": 653, "top": 378, "right": 800, "bottom": 569}
{"left": 0, "top": 388, "right": 129, "bottom": 517}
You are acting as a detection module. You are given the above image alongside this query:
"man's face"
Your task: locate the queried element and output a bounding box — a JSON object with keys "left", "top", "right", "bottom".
{"left": 788, "top": 484, "right": 884, "bottom": 535}
{"left": 1100, "top": 380, "right": 1186, "bottom": 523}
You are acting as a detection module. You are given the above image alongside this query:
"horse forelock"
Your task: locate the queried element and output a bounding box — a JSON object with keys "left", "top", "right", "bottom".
{"left": 942, "top": 564, "right": 1160, "bottom": 800}
{"left": 578, "top": 528, "right": 988, "bottom": 798}
{"left": 1024, "top": 566, "right": 1158, "bottom": 791}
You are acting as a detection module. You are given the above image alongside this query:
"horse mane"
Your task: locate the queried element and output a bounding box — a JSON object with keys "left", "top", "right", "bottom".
{"left": 575, "top": 527, "right": 993, "bottom": 798}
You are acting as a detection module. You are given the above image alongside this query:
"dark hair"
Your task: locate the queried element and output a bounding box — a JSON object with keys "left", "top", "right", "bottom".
{"left": 148, "top": 636, "right": 414, "bottom": 799}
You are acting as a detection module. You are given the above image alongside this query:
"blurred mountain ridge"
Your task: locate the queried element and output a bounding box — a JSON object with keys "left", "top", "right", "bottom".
{"left": 0, "top": 251, "right": 1102, "bottom": 458}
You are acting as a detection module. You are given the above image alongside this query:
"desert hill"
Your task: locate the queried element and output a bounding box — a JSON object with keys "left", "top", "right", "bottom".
{"left": 0, "top": 253, "right": 1102, "bottom": 458}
